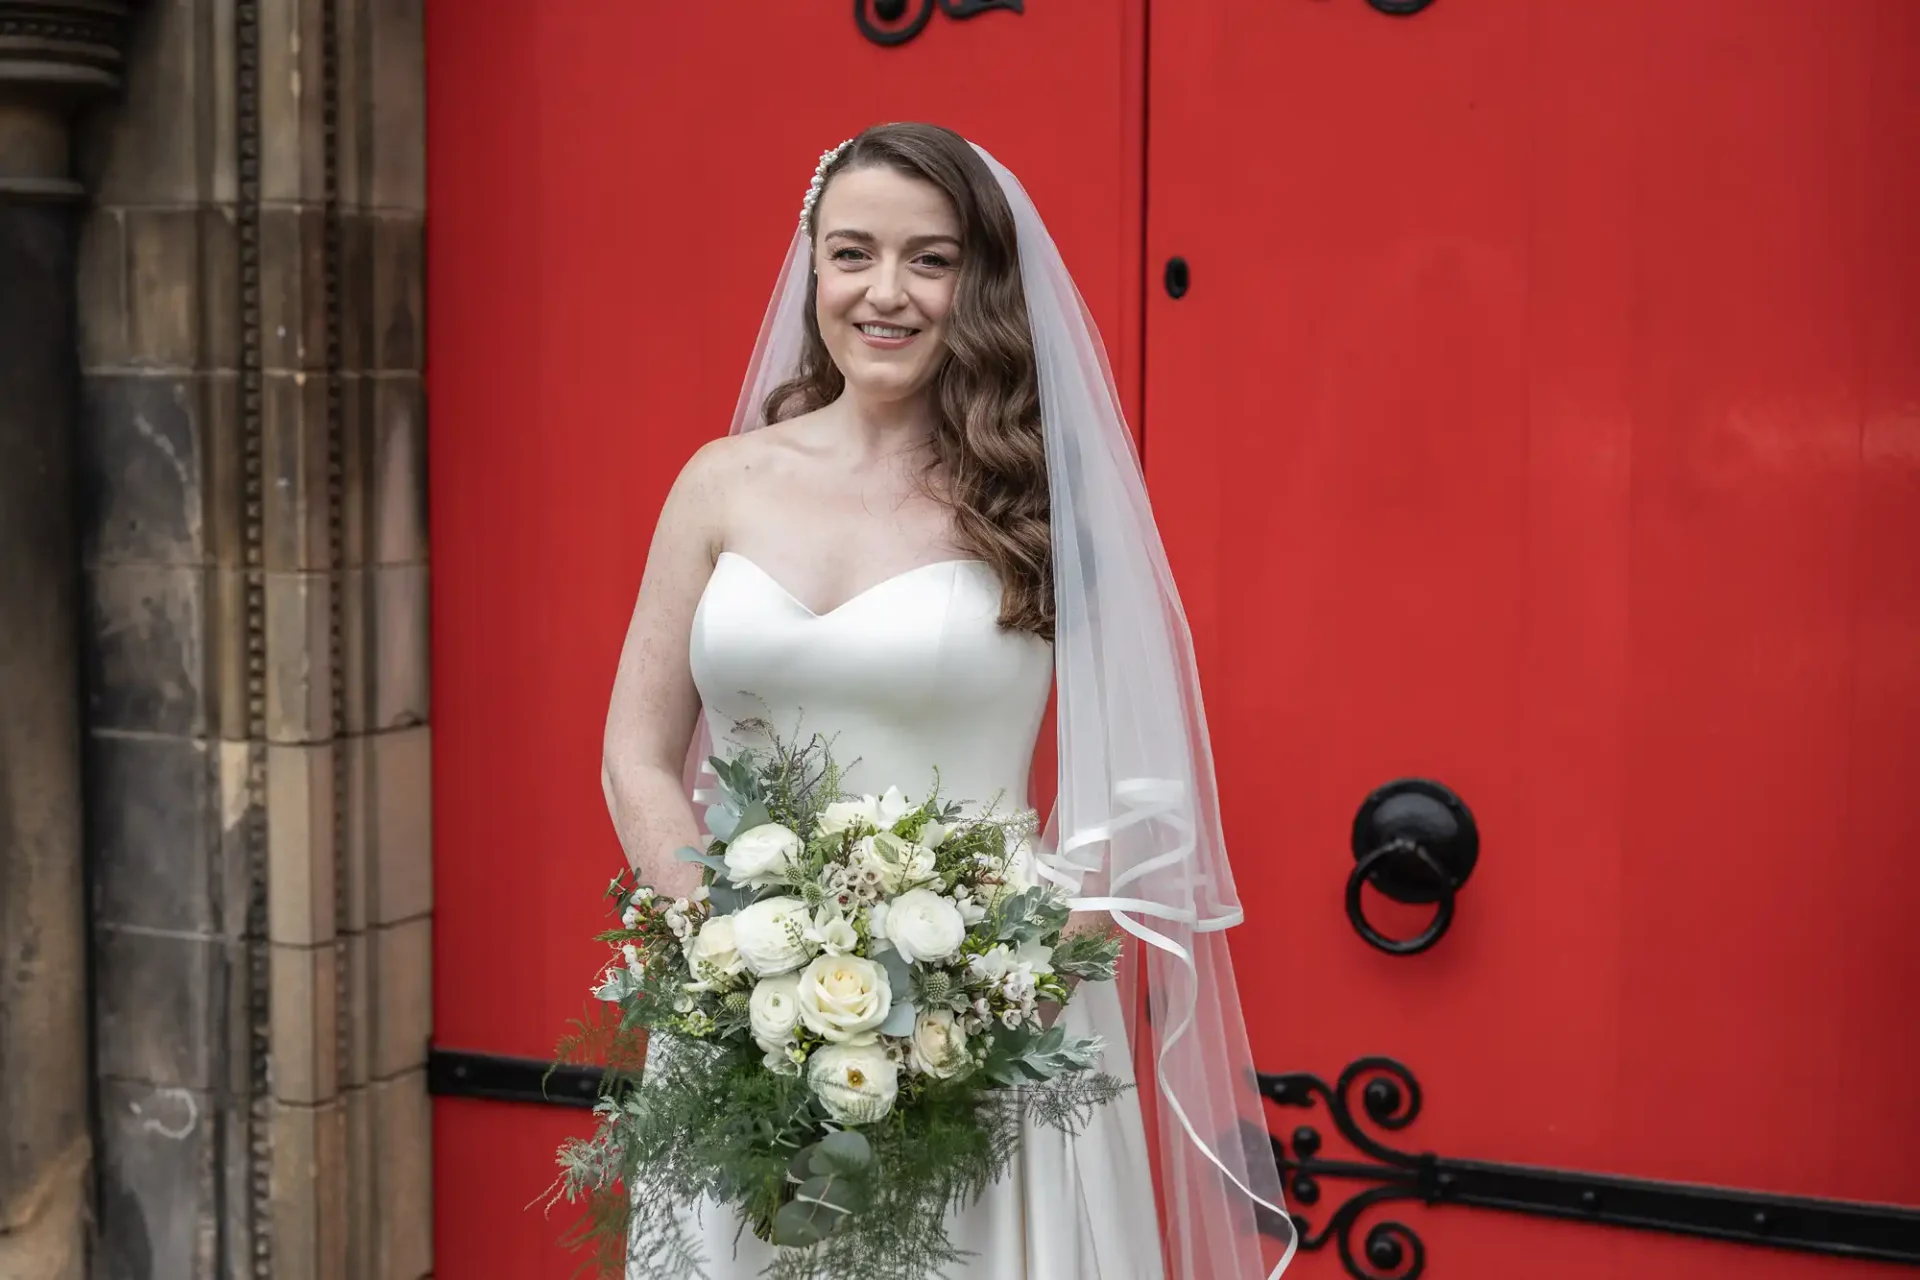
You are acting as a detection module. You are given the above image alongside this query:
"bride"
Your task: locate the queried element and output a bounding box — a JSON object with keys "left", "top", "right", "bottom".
{"left": 601, "top": 122, "right": 1294, "bottom": 1280}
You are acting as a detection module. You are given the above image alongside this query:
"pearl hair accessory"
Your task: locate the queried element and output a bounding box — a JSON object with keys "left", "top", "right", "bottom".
{"left": 799, "top": 137, "right": 857, "bottom": 237}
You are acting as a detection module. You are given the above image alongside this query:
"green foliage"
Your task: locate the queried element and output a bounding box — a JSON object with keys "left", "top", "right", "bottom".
{"left": 1050, "top": 929, "right": 1124, "bottom": 981}
{"left": 549, "top": 1030, "right": 1128, "bottom": 1280}
{"left": 548, "top": 725, "right": 1134, "bottom": 1280}
{"left": 990, "top": 887, "right": 1072, "bottom": 945}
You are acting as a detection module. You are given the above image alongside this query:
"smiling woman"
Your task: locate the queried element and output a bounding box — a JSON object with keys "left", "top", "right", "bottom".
{"left": 595, "top": 121, "right": 1292, "bottom": 1280}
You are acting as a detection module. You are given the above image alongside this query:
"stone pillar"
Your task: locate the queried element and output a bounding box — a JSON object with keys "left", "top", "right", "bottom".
{"left": 69, "top": 0, "right": 431, "bottom": 1275}
{"left": 0, "top": 6, "right": 132, "bottom": 1278}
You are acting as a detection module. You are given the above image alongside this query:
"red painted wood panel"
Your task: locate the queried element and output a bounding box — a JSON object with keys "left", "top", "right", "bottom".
{"left": 1147, "top": 1, "right": 1920, "bottom": 1276}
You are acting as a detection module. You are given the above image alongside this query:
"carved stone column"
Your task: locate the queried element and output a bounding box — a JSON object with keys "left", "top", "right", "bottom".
{"left": 0, "top": 5, "right": 131, "bottom": 1278}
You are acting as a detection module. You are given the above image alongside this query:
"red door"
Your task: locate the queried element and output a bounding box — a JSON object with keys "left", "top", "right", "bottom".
{"left": 424, "top": 4, "right": 1145, "bottom": 1275}
{"left": 1148, "top": 1, "right": 1920, "bottom": 1277}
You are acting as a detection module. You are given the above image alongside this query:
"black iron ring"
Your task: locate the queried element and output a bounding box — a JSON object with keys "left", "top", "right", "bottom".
{"left": 855, "top": 0, "right": 935, "bottom": 46}
{"left": 1346, "top": 839, "right": 1455, "bottom": 956}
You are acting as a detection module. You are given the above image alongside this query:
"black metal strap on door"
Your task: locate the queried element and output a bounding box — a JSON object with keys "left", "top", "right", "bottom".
{"left": 1256, "top": 1057, "right": 1920, "bottom": 1277}
{"left": 429, "top": 1045, "right": 1920, "bottom": 1271}
{"left": 427, "top": 1045, "right": 603, "bottom": 1109}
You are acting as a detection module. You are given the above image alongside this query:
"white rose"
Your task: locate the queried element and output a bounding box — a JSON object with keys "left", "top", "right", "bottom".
{"left": 748, "top": 973, "right": 802, "bottom": 1051}
{"left": 920, "top": 820, "right": 949, "bottom": 850}
{"left": 684, "top": 915, "right": 746, "bottom": 983}
{"left": 816, "top": 797, "right": 881, "bottom": 836}
{"left": 795, "top": 953, "right": 891, "bottom": 1043}
{"left": 724, "top": 823, "right": 802, "bottom": 889}
{"left": 730, "top": 896, "right": 815, "bottom": 976}
{"left": 908, "top": 1009, "right": 970, "bottom": 1080}
{"left": 881, "top": 888, "right": 967, "bottom": 964}
{"left": 807, "top": 1042, "right": 900, "bottom": 1125}
{"left": 853, "top": 833, "right": 938, "bottom": 895}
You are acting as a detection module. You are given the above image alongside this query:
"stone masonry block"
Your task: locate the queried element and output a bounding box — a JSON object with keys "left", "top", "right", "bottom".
{"left": 123, "top": 208, "right": 202, "bottom": 368}
{"left": 258, "top": 203, "right": 329, "bottom": 374}
{"left": 267, "top": 742, "right": 337, "bottom": 946}
{"left": 372, "top": 373, "right": 426, "bottom": 564}
{"left": 83, "top": 562, "right": 209, "bottom": 737}
{"left": 265, "top": 569, "right": 334, "bottom": 744}
{"left": 78, "top": 373, "right": 207, "bottom": 567}
{"left": 371, "top": 215, "right": 423, "bottom": 372}
{"left": 269, "top": 941, "right": 341, "bottom": 1104}
{"left": 369, "top": 727, "right": 431, "bottom": 925}
{"left": 87, "top": 730, "right": 222, "bottom": 936}
{"left": 371, "top": 1069, "right": 432, "bottom": 1280}
{"left": 93, "top": 926, "right": 228, "bottom": 1091}
{"left": 269, "top": 1098, "right": 349, "bottom": 1280}
{"left": 373, "top": 563, "right": 429, "bottom": 731}
{"left": 76, "top": 207, "right": 126, "bottom": 368}
{"left": 94, "top": 1078, "right": 219, "bottom": 1280}
{"left": 256, "top": 0, "right": 328, "bottom": 205}
{"left": 370, "top": 914, "right": 431, "bottom": 1080}
{"left": 366, "top": 0, "right": 425, "bottom": 214}
{"left": 262, "top": 370, "right": 333, "bottom": 573}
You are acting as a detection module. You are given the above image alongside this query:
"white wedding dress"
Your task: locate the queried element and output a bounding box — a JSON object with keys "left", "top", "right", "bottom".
{"left": 654, "top": 550, "right": 1167, "bottom": 1280}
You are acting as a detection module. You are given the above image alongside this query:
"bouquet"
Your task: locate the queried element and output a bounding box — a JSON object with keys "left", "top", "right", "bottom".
{"left": 551, "top": 726, "right": 1129, "bottom": 1279}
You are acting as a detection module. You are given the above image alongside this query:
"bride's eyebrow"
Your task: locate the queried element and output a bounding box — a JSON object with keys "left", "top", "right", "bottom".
{"left": 824, "top": 230, "right": 961, "bottom": 251}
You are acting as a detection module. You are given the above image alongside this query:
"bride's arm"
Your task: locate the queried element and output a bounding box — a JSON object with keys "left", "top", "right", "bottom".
{"left": 601, "top": 441, "right": 734, "bottom": 898}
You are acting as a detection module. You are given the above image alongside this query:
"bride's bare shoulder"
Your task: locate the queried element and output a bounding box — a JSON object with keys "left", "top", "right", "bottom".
{"left": 681, "top": 412, "right": 826, "bottom": 497}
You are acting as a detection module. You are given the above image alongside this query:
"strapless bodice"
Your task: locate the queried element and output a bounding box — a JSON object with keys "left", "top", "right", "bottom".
{"left": 688, "top": 552, "right": 1053, "bottom": 811}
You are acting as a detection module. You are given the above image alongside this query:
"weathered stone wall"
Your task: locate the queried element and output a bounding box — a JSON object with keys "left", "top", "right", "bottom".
{"left": 68, "top": 0, "right": 431, "bottom": 1275}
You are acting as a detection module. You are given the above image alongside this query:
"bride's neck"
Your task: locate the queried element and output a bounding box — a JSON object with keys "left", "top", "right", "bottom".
{"left": 825, "top": 386, "right": 938, "bottom": 455}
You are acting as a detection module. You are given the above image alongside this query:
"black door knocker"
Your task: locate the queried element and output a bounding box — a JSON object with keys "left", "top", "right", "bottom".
{"left": 1346, "top": 778, "right": 1478, "bottom": 955}
{"left": 855, "top": 0, "right": 1024, "bottom": 47}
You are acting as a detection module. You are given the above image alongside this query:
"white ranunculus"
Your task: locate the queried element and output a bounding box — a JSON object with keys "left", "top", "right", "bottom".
{"left": 684, "top": 915, "right": 746, "bottom": 983}
{"left": 747, "top": 973, "right": 802, "bottom": 1051}
{"left": 1005, "top": 837, "right": 1036, "bottom": 891}
{"left": 982, "top": 835, "right": 1038, "bottom": 906}
{"left": 881, "top": 888, "right": 967, "bottom": 964}
{"left": 818, "top": 788, "right": 915, "bottom": 837}
{"left": 853, "top": 833, "right": 938, "bottom": 895}
{"left": 920, "top": 820, "right": 949, "bottom": 850}
{"left": 968, "top": 940, "right": 1052, "bottom": 981}
{"left": 803, "top": 904, "right": 859, "bottom": 956}
{"left": 730, "top": 896, "right": 815, "bottom": 976}
{"left": 807, "top": 1041, "right": 900, "bottom": 1125}
{"left": 795, "top": 953, "right": 891, "bottom": 1043}
{"left": 724, "top": 823, "right": 802, "bottom": 889}
{"left": 908, "top": 1008, "right": 970, "bottom": 1080}
{"left": 816, "top": 797, "right": 881, "bottom": 836}
{"left": 875, "top": 787, "right": 914, "bottom": 829}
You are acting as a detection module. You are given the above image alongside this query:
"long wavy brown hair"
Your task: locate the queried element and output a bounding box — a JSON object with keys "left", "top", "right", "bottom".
{"left": 763, "top": 122, "right": 1052, "bottom": 639}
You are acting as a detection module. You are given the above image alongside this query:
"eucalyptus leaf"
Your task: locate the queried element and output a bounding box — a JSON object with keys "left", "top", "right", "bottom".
{"left": 730, "top": 799, "right": 768, "bottom": 832}
{"left": 704, "top": 805, "right": 741, "bottom": 842}
{"left": 706, "top": 881, "right": 753, "bottom": 916}
{"left": 673, "top": 844, "right": 730, "bottom": 875}
{"left": 877, "top": 949, "right": 914, "bottom": 1003}
{"left": 808, "top": 1130, "right": 873, "bottom": 1176}
{"left": 797, "top": 1173, "right": 866, "bottom": 1216}
{"left": 771, "top": 1200, "right": 830, "bottom": 1247}
{"left": 878, "top": 996, "right": 918, "bottom": 1038}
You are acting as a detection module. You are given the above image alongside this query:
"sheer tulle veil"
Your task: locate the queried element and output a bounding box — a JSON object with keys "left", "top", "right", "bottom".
{"left": 684, "top": 134, "right": 1297, "bottom": 1280}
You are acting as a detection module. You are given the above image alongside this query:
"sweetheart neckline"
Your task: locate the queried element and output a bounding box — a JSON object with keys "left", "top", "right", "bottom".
{"left": 714, "top": 551, "right": 991, "bottom": 620}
